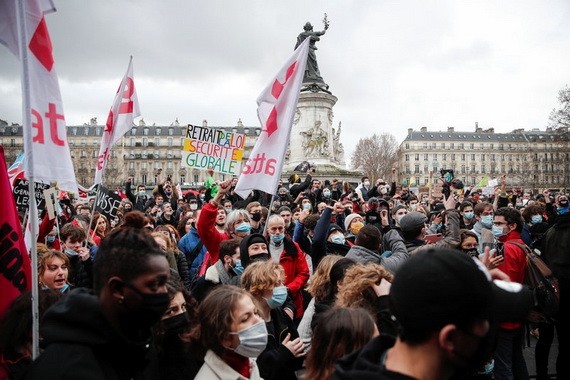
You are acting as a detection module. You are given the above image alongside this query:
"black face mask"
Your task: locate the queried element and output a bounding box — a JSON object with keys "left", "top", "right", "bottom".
{"left": 251, "top": 213, "right": 262, "bottom": 222}
{"left": 250, "top": 253, "right": 270, "bottom": 263}
{"left": 162, "top": 311, "right": 191, "bottom": 334}
{"left": 452, "top": 321, "right": 499, "bottom": 374}
{"left": 121, "top": 281, "right": 170, "bottom": 331}
{"left": 462, "top": 249, "right": 479, "bottom": 258}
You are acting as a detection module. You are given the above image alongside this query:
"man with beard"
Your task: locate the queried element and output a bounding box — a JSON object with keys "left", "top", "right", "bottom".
{"left": 333, "top": 248, "right": 532, "bottom": 380}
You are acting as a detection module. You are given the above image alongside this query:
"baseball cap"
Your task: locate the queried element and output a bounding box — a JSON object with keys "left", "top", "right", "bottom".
{"left": 399, "top": 211, "right": 428, "bottom": 232}
{"left": 389, "top": 248, "right": 533, "bottom": 334}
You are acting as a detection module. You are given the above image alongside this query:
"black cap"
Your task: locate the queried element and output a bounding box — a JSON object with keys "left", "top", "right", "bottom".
{"left": 239, "top": 234, "right": 268, "bottom": 268}
{"left": 389, "top": 248, "right": 533, "bottom": 334}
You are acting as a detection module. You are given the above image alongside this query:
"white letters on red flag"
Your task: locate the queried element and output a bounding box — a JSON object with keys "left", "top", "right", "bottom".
{"left": 0, "top": 0, "right": 78, "bottom": 194}
{"left": 94, "top": 57, "right": 140, "bottom": 185}
{"left": 234, "top": 38, "right": 310, "bottom": 199}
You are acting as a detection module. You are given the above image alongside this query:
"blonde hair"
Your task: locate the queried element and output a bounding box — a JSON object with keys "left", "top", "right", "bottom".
{"left": 307, "top": 254, "right": 343, "bottom": 300}
{"left": 336, "top": 263, "right": 393, "bottom": 313}
{"left": 38, "top": 250, "right": 70, "bottom": 286}
{"left": 241, "top": 261, "right": 284, "bottom": 297}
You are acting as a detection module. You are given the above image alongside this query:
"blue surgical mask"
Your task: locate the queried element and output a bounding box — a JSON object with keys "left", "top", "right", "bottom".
{"left": 232, "top": 259, "right": 244, "bottom": 275}
{"left": 492, "top": 225, "right": 505, "bottom": 238}
{"left": 323, "top": 191, "right": 331, "bottom": 198}
{"left": 531, "top": 215, "right": 543, "bottom": 224}
{"left": 270, "top": 233, "right": 285, "bottom": 245}
{"left": 331, "top": 234, "right": 346, "bottom": 245}
{"left": 229, "top": 320, "right": 268, "bottom": 358}
{"left": 464, "top": 211, "right": 474, "bottom": 220}
{"left": 235, "top": 222, "right": 252, "bottom": 233}
{"left": 46, "top": 236, "right": 56, "bottom": 244}
{"left": 266, "top": 285, "right": 288, "bottom": 309}
{"left": 481, "top": 215, "right": 493, "bottom": 229}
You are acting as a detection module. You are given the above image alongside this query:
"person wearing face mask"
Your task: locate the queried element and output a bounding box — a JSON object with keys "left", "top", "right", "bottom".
{"left": 491, "top": 207, "right": 531, "bottom": 380}
{"left": 265, "top": 215, "right": 310, "bottom": 321}
{"left": 125, "top": 178, "right": 150, "bottom": 212}
{"left": 246, "top": 202, "right": 264, "bottom": 234}
{"left": 391, "top": 205, "right": 408, "bottom": 233}
{"left": 407, "top": 196, "right": 419, "bottom": 212}
{"left": 520, "top": 204, "right": 548, "bottom": 247}
{"left": 344, "top": 213, "right": 365, "bottom": 242}
{"left": 27, "top": 211, "right": 172, "bottom": 379}
{"left": 241, "top": 261, "right": 305, "bottom": 380}
{"left": 145, "top": 276, "right": 201, "bottom": 380}
{"left": 471, "top": 202, "right": 495, "bottom": 254}
{"left": 459, "top": 201, "right": 476, "bottom": 230}
{"left": 311, "top": 205, "right": 352, "bottom": 267}
{"left": 196, "top": 179, "right": 252, "bottom": 265}
{"left": 195, "top": 285, "right": 265, "bottom": 380}
{"left": 333, "top": 248, "right": 533, "bottom": 380}
{"left": 355, "top": 176, "right": 371, "bottom": 203}
{"left": 191, "top": 239, "right": 242, "bottom": 303}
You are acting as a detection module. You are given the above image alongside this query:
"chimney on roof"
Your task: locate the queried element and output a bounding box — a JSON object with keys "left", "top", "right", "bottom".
{"left": 447, "top": 126, "right": 454, "bottom": 133}
{"left": 202, "top": 120, "right": 208, "bottom": 127}
{"left": 420, "top": 126, "right": 427, "bottom": 132}
{"left": 408, "top": 128, "right": 413, "bottom": 134}
{"left": 475, "top": 122, "right": 482, "bottom": 133}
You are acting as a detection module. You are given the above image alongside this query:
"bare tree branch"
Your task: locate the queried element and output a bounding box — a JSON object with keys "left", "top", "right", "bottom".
{"left": 350, "top": 133, "right": 399, "bottom": 181}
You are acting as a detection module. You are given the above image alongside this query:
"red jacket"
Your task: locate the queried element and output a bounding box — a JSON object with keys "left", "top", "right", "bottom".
{"left": 497, "top": 230, "right": 527, "bottom": 329}
{"left": 277, "top": 238, "right": 310, "bottom": 319}
{"left": 196, "top": 202, "right": 229, "bottom": 264}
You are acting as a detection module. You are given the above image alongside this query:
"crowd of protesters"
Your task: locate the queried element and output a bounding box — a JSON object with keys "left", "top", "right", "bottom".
{"left": 0, "top": 166, "right": 568, "bottom": 380}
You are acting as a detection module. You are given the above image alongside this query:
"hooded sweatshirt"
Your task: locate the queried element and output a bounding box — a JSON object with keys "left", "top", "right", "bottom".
{"left": 26, "top": 288, "right": 152, "bottom": 380}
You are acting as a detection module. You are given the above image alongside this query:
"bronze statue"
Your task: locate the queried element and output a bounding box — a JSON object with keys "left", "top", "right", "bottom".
{"left": 296, "top": 14, "right": 330, "bottom": 92}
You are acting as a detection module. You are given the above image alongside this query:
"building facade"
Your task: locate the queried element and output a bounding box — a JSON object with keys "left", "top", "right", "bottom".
{"left": 398, "top": 123, "right": 570, "bottom": 191}
{"left": 1, "top": 118, "right": 261, "bottom": 188}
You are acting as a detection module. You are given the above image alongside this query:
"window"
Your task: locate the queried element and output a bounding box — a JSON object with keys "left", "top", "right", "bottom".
{"left": 433, "top": 153, "right": 438, "bottom": 159}
{"left": 143, "top": 128, "right": 149, "bottom": 136}
{"left": 142, "top": 174, "right": 147, "bottom": 185}
{"left": 450, "top": 143, "right": 454, "bottom": 149}
{"left": 155, "top": 138, "right": 160, "bottom": 146}
{"left": 491, "top": 154, "right": 495, "bottom": 161}
{"left": 180, "top": 175, "right": 185, "bottom": 183}
{"left": 470, "top": 143, "right": 474, "bottom": 149}
{"left": 131, "top": 127, "right": 137, "bottom": 135}
{"left": 471, "top": 154, "right": 475, "bottom": 160}
{"left": 142, "top": 163, "right": 147, "bottom": 170}
{"left": 405, "top": 154, "right": 409, "bottom": 161}
{"left": 490, "top": 143, "right": 494, "bottom": 149}
{"left": 81, "top": 138, "right": 86, "bottom": 146}
{"left": 168, "top": 128, "right": 174, "bottom": 136}
{"left": 461, "top": 154, "right": 465, "bottom": 161}
{"left": 156, "top": 128, "right": 161, "bottom": 135}
{"left": 451, "top": 153, "right": 455, "bottom": 160}
{"left": 481, "top": 155, "right": 485, "bottom": 161}
{"left": 460, "top": 143, "right": 464, "bottom": 149}
{"left": 441, "top": 143, "right": 446, "bottom": 149}
{"left": 442, "top": 153, "right": 447, "bottom": 161}
{"left": 414, "top": 165, "right": 420, "bottom": 174}
{"left": 423, "top": 143, "right": 427, "bottom": 149}
{"left": 10, "top": 139, "right": 15, "bottom": 147}
{"left": 143, "top": 138, "right": 148, "bottom": 147}
{"left": 168, "top": 137, "right": 173, "bottom": 147}
{"left": 167, "top": 162, "right": 173, "bottom": 169}
{"left": 405, "top": 143, "right": 409, "bottom": 149}
{"left": 424, "top": 154, "right": 428, "bottom": 160}
{"left": 129, "top": 162, "right": 135, "bottom": 170}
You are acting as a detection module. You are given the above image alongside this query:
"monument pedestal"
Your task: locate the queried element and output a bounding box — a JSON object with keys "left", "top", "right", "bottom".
{"left": 283, "top": 90, "right": 358, "bottom": 182}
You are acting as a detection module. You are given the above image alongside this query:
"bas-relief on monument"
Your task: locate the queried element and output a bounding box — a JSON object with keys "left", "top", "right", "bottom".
{"left": 284, "top": 15, "right": 351, "bottom": 176}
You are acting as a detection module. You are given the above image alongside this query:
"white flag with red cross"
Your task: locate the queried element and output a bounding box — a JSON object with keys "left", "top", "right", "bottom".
{"left": 94, "top": 57, "right": 140, "bottom": 185}
{"left": 234, "top": 38, "right": 310, "bottom": 199}
{"left": 0, "top": 0, "right": 77, "bottom": 193}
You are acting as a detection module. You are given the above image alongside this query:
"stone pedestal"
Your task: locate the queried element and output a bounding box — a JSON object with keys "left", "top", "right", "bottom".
{"left": 281, "top": 91, "right": 358, "bottom": 183}
{"left": 285, "top": 91, "right": 346, "bottom": 171}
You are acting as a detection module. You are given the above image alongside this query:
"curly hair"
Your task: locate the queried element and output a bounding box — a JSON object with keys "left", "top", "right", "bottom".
{"left": 335, "top": 263, "right": 393, "bottom": 316}
{"left": 241, "top": 261, "right": 284, "bottom": 298}
{"left": 306, "top": 255, "right": 343, "bottom": 301}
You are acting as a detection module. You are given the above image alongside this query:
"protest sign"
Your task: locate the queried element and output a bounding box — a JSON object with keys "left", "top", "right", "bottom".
{"left": 12, "top": 179, "right": 50, "bottom": 210}
{"left": 94, "top": 185, "right": 122, "bottom": 221}
{"left": 181, "top": 124, "right": 245, "bottom": 175}
{"left": 482, "top": 186, "right": 495, "bottom": 196}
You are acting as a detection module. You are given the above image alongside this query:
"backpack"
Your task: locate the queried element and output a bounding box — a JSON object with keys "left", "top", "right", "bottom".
{"left": 506, "top": 241, "right": 560, "bottom": 323}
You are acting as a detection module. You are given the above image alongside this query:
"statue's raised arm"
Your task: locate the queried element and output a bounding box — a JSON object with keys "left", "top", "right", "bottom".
{"left": 295, "top": 14, "right": 330, "bottom": 92}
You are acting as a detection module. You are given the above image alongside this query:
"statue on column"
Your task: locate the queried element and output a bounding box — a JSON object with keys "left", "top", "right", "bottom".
{"left": 301, "top": 120, "right": 328, "bottom": 157}
{"left": 332, "top": 122, "right": 344, "bottom": 163}
{"left": 296, "top": 14, "right": 331, "bottom": 93}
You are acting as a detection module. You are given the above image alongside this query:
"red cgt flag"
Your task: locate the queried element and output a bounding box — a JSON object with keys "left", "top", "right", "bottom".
{"left": 0, "top": 146, "right": 32, "bottom": 319}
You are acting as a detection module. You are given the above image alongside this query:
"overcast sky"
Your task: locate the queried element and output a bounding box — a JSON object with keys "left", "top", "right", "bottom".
{"left": 1, "top": 0, "right": 570, "bottom": 163}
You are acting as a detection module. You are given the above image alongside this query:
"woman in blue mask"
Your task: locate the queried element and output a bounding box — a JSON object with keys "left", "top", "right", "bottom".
{"left": 241, "top": 261, "right": 305, "bottom": 380}
{"left": 195, "top": 285, "right": 265, "bottom": 380}
{"left": 521, "top": 204, "right": 547, "bottom": 247}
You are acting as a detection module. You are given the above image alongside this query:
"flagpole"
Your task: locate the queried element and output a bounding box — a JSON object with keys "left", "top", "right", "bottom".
{"left": 16, "top": 0, "right": 40, "bottom": 360}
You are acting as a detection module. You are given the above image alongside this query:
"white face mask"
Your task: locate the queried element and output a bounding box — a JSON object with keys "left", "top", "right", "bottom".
{"left": 229, "top": 320, "right": 268, "bottom": 358}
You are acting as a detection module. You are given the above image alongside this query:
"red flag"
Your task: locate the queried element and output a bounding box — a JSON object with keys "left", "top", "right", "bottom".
{"left": 234, "top": 38, "right": 310, "bottom": 198}
{"left": 0, "top": 146, "right": 32, "bottom": 319}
